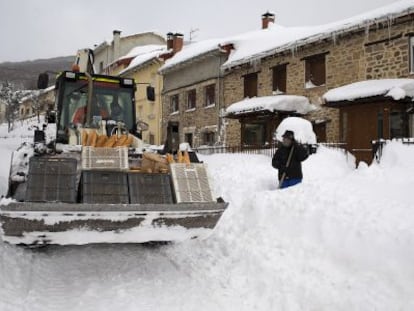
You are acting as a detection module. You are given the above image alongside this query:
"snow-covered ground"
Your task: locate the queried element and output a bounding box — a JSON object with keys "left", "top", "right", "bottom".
{"left": 0, "top": 120, "right": 413, "bottom": 310}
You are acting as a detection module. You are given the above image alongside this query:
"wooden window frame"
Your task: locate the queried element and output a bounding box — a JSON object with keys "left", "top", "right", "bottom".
{"left": 204, "top": 84, "right": 216, "bottom": 107}
{"left": 304, "top": 53, "right": 327, "bottom": 88}
{"left": 186, "top": 89, "right": 196, "bottom": 110}
{"left": 170, "top": 94, "right": 179, "bottom": 113}
{"left": 243, "top": 73, "right": 258, "bottom": 98}
{"left": 202, "top": 131, "right": 215, "bottom": 146}
{"left": 272, "top": 64, "right": 287, "bottom": 93}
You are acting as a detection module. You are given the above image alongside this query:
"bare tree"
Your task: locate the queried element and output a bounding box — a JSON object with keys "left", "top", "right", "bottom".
{"left": 0, "top": 81, "right": 27, "bottom": 132}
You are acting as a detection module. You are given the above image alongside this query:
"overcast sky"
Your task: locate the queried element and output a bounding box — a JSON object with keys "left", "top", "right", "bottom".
{"left": 0, "top": 0, "right": 399, "bottom": 63}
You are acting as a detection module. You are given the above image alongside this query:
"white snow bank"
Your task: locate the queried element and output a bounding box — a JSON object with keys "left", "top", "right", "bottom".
{"left": 323, "top": 79, "right": 414, "bottom": 102}
{"left": 225, "top": 95, "right": 314, "bottom": 116}
{"left": 274, "top": 117, "right": 317, "bottom": 144}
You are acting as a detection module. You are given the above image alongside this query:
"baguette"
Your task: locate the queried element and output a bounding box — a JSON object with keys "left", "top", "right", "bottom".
{"left": 114, "top": 134, "right": 128, "bottom": 147}
{"left": 86, "top": 131, "right": 98, "bottom": 147}
{"left": 81, "top": 131, "right": 88, "bottom": 146}
{"left": 95, "top": 135, "right": 108, "bottom": 147}
{"left": 103, "top": 135, "right": 117, "bottom": 147}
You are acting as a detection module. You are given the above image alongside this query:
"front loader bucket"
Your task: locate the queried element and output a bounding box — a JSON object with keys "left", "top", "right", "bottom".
{"left": 0, "top": 202, "right": 228, "bottom": 246}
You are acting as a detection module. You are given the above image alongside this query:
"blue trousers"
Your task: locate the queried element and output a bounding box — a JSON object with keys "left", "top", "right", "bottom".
{"left": 280, "top": 178, "right": 302, "bottom": 189}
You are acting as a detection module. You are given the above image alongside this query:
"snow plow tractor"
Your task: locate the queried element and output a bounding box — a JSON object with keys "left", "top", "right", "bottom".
{"left": 0, "top": 67, "right": 227, "bottom": 246}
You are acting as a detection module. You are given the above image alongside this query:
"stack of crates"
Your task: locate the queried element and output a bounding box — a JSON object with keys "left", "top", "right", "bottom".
{"left": 81, "top": 146, "right": 129, "bottom": 204}
{"left": 25, "top": 157, "right": 77, "bottom": 203}
{"left": 170, "top": 163, "right": 214, "bottom": 203}
{"left": 128, "top": 173, "right": 173, "bottom": 204}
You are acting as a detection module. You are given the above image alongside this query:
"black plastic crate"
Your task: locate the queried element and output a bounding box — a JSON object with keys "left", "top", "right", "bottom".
{"left": 25, "top": 157, "right": 78, "bottom": 203}
{"left": 128, "top": 173, "right": 174, "bottom": 204}
{"left": 81, "top": 171, "right": 129, "bottom": 204}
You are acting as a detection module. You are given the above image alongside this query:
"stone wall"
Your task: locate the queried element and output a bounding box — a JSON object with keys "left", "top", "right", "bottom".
{"left": 162, "top": 77, "right": 224, "bottom": 147}
{"left": 223, "top": 17, "right": 414, "bottom": 145}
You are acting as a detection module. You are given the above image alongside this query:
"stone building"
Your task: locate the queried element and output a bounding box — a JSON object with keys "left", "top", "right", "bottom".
{"left": 159, "top": 34, "right": 229, "bottom": 149}
{"left": 94, "top": 30, "right": 165, "bottom": 74}
{"left": 158, "top": 2, "right": 414, "bottom": 161}
{"left": 221, "top": 5, "right": 414, "bottom": 150}
{"left": 19, "top": 86, "right": 55, "bottom": 120}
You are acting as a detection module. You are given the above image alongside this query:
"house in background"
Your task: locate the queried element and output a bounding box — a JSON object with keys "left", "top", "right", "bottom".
{"left": 159, "top": 33, "right": 230, "bottom": 150}
{"left": 219, "top": 3, "right": 414, "bottom": 164}
{"left": 18, "top": 86, "right": 55, "bottom": 120}
{"left": 109, "top": 45, "right": 167, "bottom": 145}
{"left": 93, "top": 30, "right": 165, "bottom": 74}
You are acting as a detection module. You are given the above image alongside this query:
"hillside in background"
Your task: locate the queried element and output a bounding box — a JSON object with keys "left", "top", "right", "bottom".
{"left": 0, "top": 56, "right": 74, "bottom": 90}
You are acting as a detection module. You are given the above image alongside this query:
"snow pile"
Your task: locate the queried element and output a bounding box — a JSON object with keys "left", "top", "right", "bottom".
{"left": 0, "top": 121, "right": 413, "bottom": 310}
{"left": 274, "top": 117, "right": 317, "bottom": 144}
{"left": 323, "top": 79, "right": 414, "bottom": 102}
{"left": 159, "top": 39, "right": 222, "bottom": 73}
{"left": 120, "top": 48, "right": 167, "bottom": 75}
{"left": 225, "top": 95, "right": 314, "bottom": 116}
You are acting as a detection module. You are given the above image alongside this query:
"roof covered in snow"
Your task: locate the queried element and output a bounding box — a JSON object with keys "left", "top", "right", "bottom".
{"left": 157, "top": 1, "right": 414, "bottom": 73}
{"left": 118, "top": 46, "right": 167, "bottom": 75}
{"left": 159, "top": 39, "right": 222, "bottom": 73}
{"left": 119, "top": 45, "right": 166, "bottom": 60}
{"left": 323, "top": 79, "right": 414, "bottom": 103}
{"left": 225, "top": 95, "right": 315, "bottom": 116}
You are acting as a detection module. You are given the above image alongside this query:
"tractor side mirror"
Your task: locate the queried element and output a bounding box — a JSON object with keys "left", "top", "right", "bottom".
{"left": 37, "top": 73, "right": 49, "bottom": 89}
{"left": 146, "top": 86, "right": 155, "bottom": 101}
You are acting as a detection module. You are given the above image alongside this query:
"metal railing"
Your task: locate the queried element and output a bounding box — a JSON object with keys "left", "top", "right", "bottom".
{"left": 194, "top": 142, "right": 348, "bottom": 157}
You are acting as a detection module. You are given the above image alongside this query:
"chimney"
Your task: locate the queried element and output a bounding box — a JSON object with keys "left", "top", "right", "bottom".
{"left": 113, "top": 30, "right": 122, "bottom": 60}
{"left": 172, "top": 33, "right": 184, "bottom": 54}
{"left": 166, "top": 32, "right": 174, "bottom": 50}
{"left": 262, "top": 12, "right": 275, "bottom": 29}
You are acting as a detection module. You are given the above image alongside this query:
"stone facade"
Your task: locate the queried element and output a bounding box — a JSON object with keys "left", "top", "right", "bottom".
{"left": 161, "top": 52, "right": 227, "bottom": 147}
{"left": 223, "top": 15, "right": 414, "bottom": 145}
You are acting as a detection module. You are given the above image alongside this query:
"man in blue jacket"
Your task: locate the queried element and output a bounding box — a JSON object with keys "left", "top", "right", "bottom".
{"left": 272, "top": 130, "right": 309, "bottom": 189}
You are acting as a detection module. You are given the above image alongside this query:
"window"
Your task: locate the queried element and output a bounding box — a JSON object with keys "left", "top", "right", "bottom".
{"left": 184, "top": 133, "right": 193, "bottom": 147}
{"left": 205, "top": 84, "right": 215, "bottom": 107}
{"left": 186, "top": 89, "right": 196, "bottom": 110}
{"left": 170, "top": 94, "right": 179, "bottom": 113}
{"left": 202, "top": 132, "right": 215, "bottom": 146}
{"left": 390, "top": 111, "right": 407, "bottom": 138}
{"left": 305, "top": 54, "right": 326, "bottom": 88}
{"left": 149, "top": 133, "right": 155, "bottom": 145}
{"left": 244, "top": 73, "right": 258, "bottom": 98}
{"left": 272, "top": 64, "right": 287, "bottom": 93}
{"left": 242, "top": 122, "right": 267, "bottom": 146}
{"left": 410, "top": 37, "right": 414, "bottom": 73}
{"left": 99, "top": 61, "right": 104, "bottom": 73}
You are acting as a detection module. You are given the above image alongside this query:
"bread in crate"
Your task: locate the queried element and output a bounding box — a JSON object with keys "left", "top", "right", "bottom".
{"left": 81, "top": 146, "right": 129, "bottom": 171}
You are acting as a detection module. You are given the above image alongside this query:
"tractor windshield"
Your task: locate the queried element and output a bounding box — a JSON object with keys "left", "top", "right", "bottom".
{"left": 58, "top": 79, "right": 135, "bottom": 131}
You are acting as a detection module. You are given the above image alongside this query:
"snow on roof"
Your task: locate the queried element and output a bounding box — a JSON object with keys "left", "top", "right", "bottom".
{"left": 42, "top": 85, "right": 55, "bottom": 93}
{"left": 157, "top": 1, "right": 414, "bottom": 73}
{"left": 119, "top": 48, "right": 167, "bottom": 75}
{"left": 159, "top": 39, "right": 222, "bottom": 73}
{"left": 222, "top": 0, "right": 414, "bottom": 69}
{"left": 323, "top": 79, "right": 414, "bottom": 103}
{"left": 225, "top": 95, "right": 315, "bottom": 116}
{"left": 119, "top": 44, "right": 166, "bottom": 60}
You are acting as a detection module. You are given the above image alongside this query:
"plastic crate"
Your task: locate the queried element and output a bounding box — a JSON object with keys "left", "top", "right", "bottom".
{"left": 25, "top": 157, "right": 77, "bottom": 203}
{"left": 128, "top": 173, "right": 174, "bottom": 204}
{"left": 81, "top": 146, "right": 129, "bottom": 171}
{"left": 81, "top": 171, "right": 129, "bottom": 204}
{"left": 170, "top": 164, "right": 214, "bottom": 203}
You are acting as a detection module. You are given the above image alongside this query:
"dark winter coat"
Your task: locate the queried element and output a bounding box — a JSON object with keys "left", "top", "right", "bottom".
{"left": 272, "top": 142, "right": 309, "bottom": 181}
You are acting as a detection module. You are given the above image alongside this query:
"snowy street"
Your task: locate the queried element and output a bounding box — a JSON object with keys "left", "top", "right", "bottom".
{"left": 0, "top": 123, "right": 413, "bottom": 310}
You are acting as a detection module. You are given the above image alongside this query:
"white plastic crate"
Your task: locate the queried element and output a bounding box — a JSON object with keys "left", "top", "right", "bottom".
{"left": 170, "top": 163, "right": 215, "bottom": 203}
{"left": 81, "top": 147, "right": 129, "bottom": 171}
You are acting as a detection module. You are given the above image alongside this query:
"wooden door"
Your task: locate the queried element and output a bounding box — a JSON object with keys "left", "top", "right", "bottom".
{"left": 313, "top": 123, "right": 326, "bottom": 142}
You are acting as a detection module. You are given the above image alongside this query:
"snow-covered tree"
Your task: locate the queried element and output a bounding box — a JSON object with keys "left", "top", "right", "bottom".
{"left": 0, "top": 81, "right": 27, "bottom": 132}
